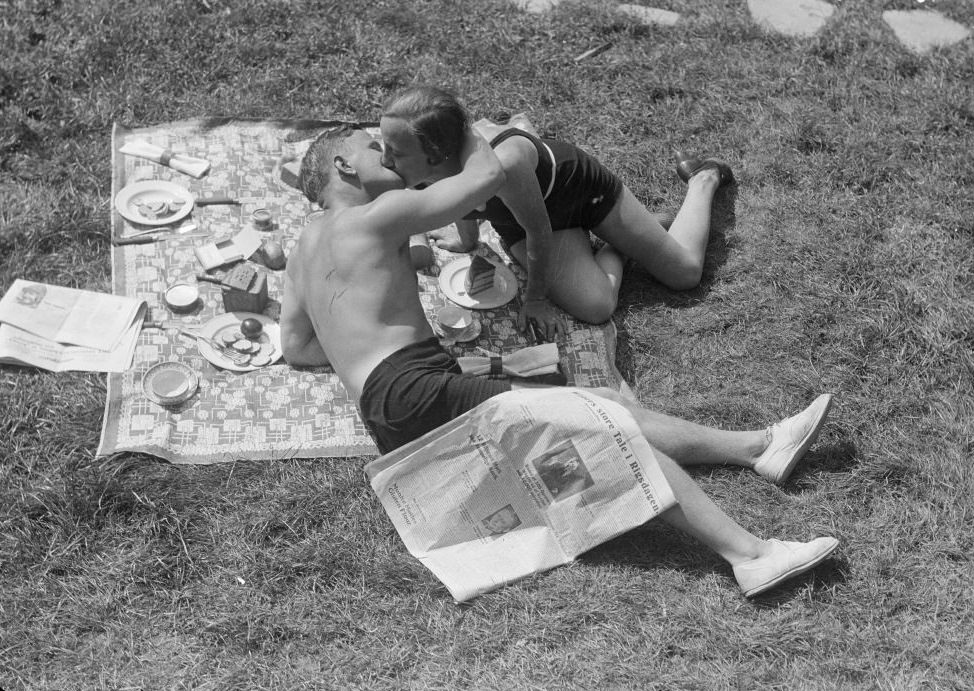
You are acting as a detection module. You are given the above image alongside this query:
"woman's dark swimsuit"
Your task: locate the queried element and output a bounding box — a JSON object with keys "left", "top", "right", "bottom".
{"left": 358, "top": 337, "right": 511, "bottom": 454}
{"left": 463, "top": 129, "right": 624, "bottom": 247}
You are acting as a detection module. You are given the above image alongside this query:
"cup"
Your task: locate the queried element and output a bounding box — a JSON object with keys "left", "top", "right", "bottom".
{"left": 409, "top": 242, "right": 435, "bottom": 270}
{"left": 252, "top": 208, "right": 273, "bottom": 230}
{"left": 436, "top": 304, "right": 473, "bottom": 339}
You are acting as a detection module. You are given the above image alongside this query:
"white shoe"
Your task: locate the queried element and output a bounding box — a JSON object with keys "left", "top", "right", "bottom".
{"left": 734, "top": 537, "right": 839, "bottom": 597}
{"left": 754, "top": 394, "right": 833, "bottom": 484}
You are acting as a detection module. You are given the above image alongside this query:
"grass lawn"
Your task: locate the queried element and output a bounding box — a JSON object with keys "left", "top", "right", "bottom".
{"left": 2, "top": 0, "right": 973, "bottom": 688}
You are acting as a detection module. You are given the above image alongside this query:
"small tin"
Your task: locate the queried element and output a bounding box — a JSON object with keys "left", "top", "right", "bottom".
{"left": 252, "top": 208, "right": 274, "bottom": 231}
{"left": 164, "top": 283, "right": 200, "bottom": 313}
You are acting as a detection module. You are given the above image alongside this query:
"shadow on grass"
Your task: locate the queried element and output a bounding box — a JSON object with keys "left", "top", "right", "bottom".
{"left": 748, "top": 557, "right": 849, "bottom": 607}
{"left": 580, "top": 513, "right": 849, "bottom": 602}
{"left": 795, "top": 440, "right": 859, "bottom": 480}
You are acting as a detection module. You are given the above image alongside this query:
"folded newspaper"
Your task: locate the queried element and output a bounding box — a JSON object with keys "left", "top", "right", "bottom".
{"left": 0, "top": 279, "right": 145, "bottom": 372}
{"left": 366, "top": 387, "right": 677, "bottom": 602}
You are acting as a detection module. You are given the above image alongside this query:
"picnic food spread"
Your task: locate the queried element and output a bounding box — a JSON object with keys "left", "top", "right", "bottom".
{"left": 186, "top": 312, "right": 282, "bottom": 372}
{"left": 105, "top": 141, "right": 300, "bottom": 409}
{"left": 114, "top": 180, "right": 195, "bottom": 226}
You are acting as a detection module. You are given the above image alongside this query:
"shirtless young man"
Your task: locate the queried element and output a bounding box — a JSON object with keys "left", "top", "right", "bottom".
{"left": 379, "top": 85, "right": 734, "bottom": 332}
{"left": 280, "top": 123, "right": 839, "bottom": 598}
{"left": 282, "top": 123, "right": 512, "bottom": 451}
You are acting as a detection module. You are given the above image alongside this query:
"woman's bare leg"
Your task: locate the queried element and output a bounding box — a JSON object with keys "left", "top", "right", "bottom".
{"left": 508, "top": 228, "right": 622, "bottom": 324}
{"left": 594, "top": 169, "right": 722, "bottom": 290}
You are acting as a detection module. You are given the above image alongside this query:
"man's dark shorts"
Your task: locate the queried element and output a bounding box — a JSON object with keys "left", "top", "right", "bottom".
{"left": 359, "top": 337, "right": 512, "bottom": 455}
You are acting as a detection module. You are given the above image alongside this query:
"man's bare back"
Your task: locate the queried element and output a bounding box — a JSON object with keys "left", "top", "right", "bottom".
{"left": 282, "top": 206, "right": 435, "bottom": 399}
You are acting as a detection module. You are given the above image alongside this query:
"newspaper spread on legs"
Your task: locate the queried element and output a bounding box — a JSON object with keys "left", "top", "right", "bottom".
{"left": 365, "top": 387, "right": 677, "bottom": 602}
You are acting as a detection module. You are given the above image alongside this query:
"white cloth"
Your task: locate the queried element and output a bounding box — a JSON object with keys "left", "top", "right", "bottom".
{"left": 119, "top": 139, "right": 211, "bottom": 178}
{"left": 457, "top": 343, "right": 559, "bottom": 378}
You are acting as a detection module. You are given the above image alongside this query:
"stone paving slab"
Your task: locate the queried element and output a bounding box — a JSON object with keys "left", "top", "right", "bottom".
{"left": 882, "top": 9, "right": 972, "bottom": 55}
{"left": 747, "top": 0, "right": 836, "bottom": 38}
{"left": 617, "top": 4, "right": 680, "bottom": 27}
{"left": 508, "top": 0, "right": 971, "bottom": 58}
{"left": 512, "top": 0, "right": 561, "bottom": 14}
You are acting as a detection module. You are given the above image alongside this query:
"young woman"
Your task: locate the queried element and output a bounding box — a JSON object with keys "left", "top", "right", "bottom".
{"left": 379, "top": 86, "right": 734, "bottom": 337}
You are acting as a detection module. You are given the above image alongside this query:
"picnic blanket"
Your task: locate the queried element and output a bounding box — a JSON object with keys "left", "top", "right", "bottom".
{"left": 97, "top": 118, "right": 628, "bottom": 464}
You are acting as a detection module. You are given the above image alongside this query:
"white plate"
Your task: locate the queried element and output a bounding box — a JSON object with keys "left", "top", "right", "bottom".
{"left": 115, "top": 180, "right": 195, "bottom": 226}
{"left": 439, "top": 256, "right": 518, "bottom": 309}
{"left": 197, "top": 312, "right": 282, "bottom": 372}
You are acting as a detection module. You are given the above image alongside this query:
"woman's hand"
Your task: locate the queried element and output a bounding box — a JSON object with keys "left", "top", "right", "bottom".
{"left": 428, "top": 220, "right": 480, "bottom": 252}
{"left": 518, "top": 297, "right": 562, "bottom": 343}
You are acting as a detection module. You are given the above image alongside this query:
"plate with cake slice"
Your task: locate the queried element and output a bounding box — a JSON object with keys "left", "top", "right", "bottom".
{"left": 439, "top": 255, "right": 518, "bottom": 309}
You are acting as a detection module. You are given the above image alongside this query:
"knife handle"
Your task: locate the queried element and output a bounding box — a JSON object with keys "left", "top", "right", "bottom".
{"left": 114, "top": 234, "right": 156, "bottom": 246}
{"left": 195, "top": 195, "right": 239, "bottom": 206}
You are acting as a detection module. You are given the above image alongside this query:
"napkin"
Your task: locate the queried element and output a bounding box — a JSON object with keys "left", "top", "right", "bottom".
{"left": 119, "top": 139, "right": 211, "bottom": 178}
{"left": 457, "top": 343, "right": 559, "bottom": 378}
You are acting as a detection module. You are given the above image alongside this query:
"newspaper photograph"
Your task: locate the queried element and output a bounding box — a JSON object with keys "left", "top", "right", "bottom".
{"left": 366, "top": 387, "right": 677, "bottom": 602}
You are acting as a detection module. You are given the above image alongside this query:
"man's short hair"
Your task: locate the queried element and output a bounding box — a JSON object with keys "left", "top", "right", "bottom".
{"left": 382, "top": 85, "right": 469, "bottom": 165}
{"left": 298, "top": 124, "right": 362, "bottom": 205}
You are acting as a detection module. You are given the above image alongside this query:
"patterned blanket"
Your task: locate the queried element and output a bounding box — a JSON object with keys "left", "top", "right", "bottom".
{"left": 97, "top": 118, "right": 627, "bottom": 464}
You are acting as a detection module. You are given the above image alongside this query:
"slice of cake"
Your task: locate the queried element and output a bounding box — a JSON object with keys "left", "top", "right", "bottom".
{"left": 465, "top": 255, "right": 497, "bottom": 296}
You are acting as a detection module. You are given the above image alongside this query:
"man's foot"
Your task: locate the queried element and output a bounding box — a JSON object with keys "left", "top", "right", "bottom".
{"left": 734, "top": 537, "right": 839, "bottom": 597}
{"left": 674, "top": 150, "right": 735, "bottom": 187}
{"left": 754, "top": 393, "right": 833, "bottom": 484}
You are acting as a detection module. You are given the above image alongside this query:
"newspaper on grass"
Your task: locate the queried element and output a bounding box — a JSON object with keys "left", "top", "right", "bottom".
{"left": 366, "top": 387, "right": 677, "bottom": 602}
{"left": 0, "top": 279, "right": 145, "bottom": 372}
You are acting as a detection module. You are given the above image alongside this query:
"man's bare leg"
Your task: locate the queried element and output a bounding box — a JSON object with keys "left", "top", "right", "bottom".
{"left": 654, "top": 451, "right": 766, "bottom": 564}
{"left": 593, "top": 173, "right": 720, "bottom": 292}
{"left": 591, "top": 390, "right": 833, "bottom": 484}
{"left": 656, "top": 450, "right": 839, "bottom": 596}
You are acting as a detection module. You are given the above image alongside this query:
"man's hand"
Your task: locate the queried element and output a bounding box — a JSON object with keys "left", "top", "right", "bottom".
{"left": 518, "top": 297, "right": 562, "bottom": 343}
